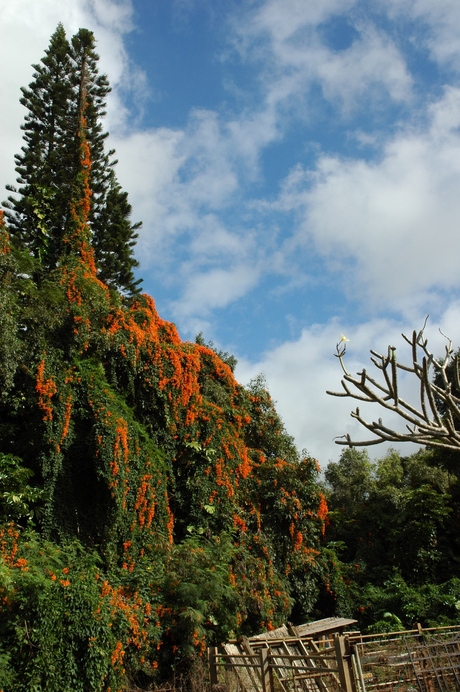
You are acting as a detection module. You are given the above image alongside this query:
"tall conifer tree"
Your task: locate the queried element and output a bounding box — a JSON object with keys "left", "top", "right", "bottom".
{"left": 3, "top": 24, "right": 74, "bottom": 268}
{"left": 4, "top": 24, "right": 142, "bottom": 294}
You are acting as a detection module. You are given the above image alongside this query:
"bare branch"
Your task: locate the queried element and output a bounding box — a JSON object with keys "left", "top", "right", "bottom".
{"left": 327, "top": 318, "right": 460, "bottom": 451}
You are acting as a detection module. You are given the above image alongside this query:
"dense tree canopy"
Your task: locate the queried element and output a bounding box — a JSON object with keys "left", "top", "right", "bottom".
{"left": 320, "top": 446, "right": 460, "bottom": 632}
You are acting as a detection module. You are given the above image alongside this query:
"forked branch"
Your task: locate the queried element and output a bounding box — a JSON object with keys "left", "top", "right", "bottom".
{"left": 327, "top": 319, "right": 460, "bottom": 450}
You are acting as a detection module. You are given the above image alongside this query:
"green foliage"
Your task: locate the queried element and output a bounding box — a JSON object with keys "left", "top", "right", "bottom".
{"left": 320, "top": 446, "right": 460, "bottom": 631}
{"left": 0, "top": 220, "right": 23, "bottom": 401}
{"left": 356, "top": 572, "right": 460, "bottom": 632}
{"left": 92, "top": 169, "right": 142, "bottom": 294}
{"left": 195, "top": 332, "right": 238, "bottom": 372}
{"left": 3, "top": 24, "right": 141, "bottom": 294}
{"left": 0, "top": 256, "right": 327, "bottom": 681}
{"left": 0, "top": 454, "right": 44, "bottom": 524}
{"left": 0, "top": 530, "right": 164, "bottom": 691}
{"left": 158, "top": 533, "right": 240, "bottom": 670}
{"left": 325, "top": 447, "right": 373, "bottom": 511}
{"left": 0, "top": 267, "right": 326, "bottom": 681}
{"left": 0, "top": 24, "right": 331, "bottom": 689}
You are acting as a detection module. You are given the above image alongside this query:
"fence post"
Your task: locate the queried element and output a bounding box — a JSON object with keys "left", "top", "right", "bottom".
{"left": 334, "top": 634, "right": 355, "bottom": 692}
{"left": 260, "top": 647, "right": 273, "bottom": 692}
{"left": 208, "top": 646, "right": 219, "bottom": 689}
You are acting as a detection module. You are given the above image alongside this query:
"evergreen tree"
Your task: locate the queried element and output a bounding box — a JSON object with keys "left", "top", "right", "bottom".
{"left": 3, "top": 23, "right": 74, "bottom": 268}
{"left": 92, "top": 168, "right": 142, "bottom": 293}
{"left": 3, "top": 24, "right": 142, "bottom": 294}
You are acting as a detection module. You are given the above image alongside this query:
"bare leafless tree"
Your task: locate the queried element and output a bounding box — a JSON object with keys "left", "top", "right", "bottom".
{"left": 327, "top": 317, "right": 460, "bottom": 450}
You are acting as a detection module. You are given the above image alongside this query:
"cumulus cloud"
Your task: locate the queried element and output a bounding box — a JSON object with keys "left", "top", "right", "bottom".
{"left": 273, "top": 86, "right": 460, "bottom": 311}
{"left": 172, "top": 264, "right": 261, "bottom": 323}
{"left": 316, "top": 23, "right": 413, "bottom": 109}
{"left": 247, "top": 0, "right": 354, "bottom": 41}
{"left": 234, "top": 0, "right": 413, "bottom": 117}
{"left": 384, "top": 0, "right": 460, "bottom": 71}
{"left": 112, "top": 128, "right": 185, "bottom": 261}
{"left": 236, "top": 306, "right": 460, "bottom": 465}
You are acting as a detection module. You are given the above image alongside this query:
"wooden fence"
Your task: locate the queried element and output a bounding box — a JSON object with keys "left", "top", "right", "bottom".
{"left": 208, "top": 633, "right": 355, "bottom": 692}
{"left": 208, "top": 625, "right": 460, "bottom": 692}
{"left": 349, "top": 625, "right": 460, "bottom": 692}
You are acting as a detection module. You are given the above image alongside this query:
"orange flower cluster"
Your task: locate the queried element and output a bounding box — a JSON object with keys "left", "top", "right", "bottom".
{"left": 114, "top": 419, "right": 129, "bottom": 467}
{"left": 111, "top": 641, "right": 125, "bottom": 668}
{"left": 0, "top": 210, "right": 10, "bottom": 255}
{"left": 166, "top": 504, "right": 174, "bottom": 546}
{"left": 97, "top": 579, "right": 154, "bottom": 670}
{"left": 134, "top": 473, "right": 156, "bottom": 529}
{"left": 59, "top": 394, "right": 72, "bottom": 447}
{"left": 23, "top": 211, "right": 325, "bottom": 665}
{"left": 64, "top": 113, "right": 95, "bottom": 273}
{"left": 233, "top": 514, "right": 247, "bottom": 532}
{"left": 0, "top": 524, "right": 28, "bottom": 572}
{"left": 36, "top": 359, "right": 57, "bottom": 422}
{"left": 317, "top": 493, "right": 328, "bottom": 535}
{"left": 294, "top": 530, "right": 303, "bottom": 552}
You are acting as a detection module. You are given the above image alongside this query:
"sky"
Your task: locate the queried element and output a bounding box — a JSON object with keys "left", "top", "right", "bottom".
{"left": 2, "top": 0, "right": 460, "bottom": 466}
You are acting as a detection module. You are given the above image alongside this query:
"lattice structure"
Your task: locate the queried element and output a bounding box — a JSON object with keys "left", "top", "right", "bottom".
{"left": 209, "top": 623, "right": 460, "bottom": 692}
{"left": 208, "top": 618, "right": 358, "bottom": 692}
{"left": 350, "top": 626, "right": 460, "bottom": 692}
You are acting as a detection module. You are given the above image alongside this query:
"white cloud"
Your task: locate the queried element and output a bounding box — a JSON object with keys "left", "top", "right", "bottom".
{"left": 234, "top": 0, "right": 413, "bottom": 117}
{"left": 316, "top": 23, "right": 413, "bottom": 109}
{"left": 384, "top": 0, "right": 460, "bottom": 71}
{"left": 112, "top": 128, "right": 185, "bottom": 261}
{"left": 111, "top": 103, "right": 282, "bottom": 327}
{"left": 114, "top": 130, "right": 184, "bottom": 200}
{"left": 273, "top": 86, "right": 460, "bottom": 310}
{"left": 113, "top": 113, "right": 253, "bottom": 280}
{"left": 240, "top": 0, "right": 356, "bottom": 46}
{"left": 179, "top": 110, "right": 240, "bottom": 208}
{"left": 172, "top": 264, "right": 261, "bottom": 324}
{"left": 186, "top": 216, "right": 260, "bottom": 271}
{"left": 236, "top": 306, "right": 460, "bottom": 466}
{"left": 226, "top": 108, "right": 281, "bottom": 176}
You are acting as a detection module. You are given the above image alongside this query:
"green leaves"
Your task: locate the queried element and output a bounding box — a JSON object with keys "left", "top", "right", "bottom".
{"left": 0, "top": 454, "right": 44, "bottom": 525}
{"left": 0, "top": 23, "right": 331, "bottom": 688}
{"left": 4, "top": 23, "right": 141, "bottom": 294}
{"left": 158, "top": 532, "right": 240, "bottom": 666}
{"left": 321, "top": 446, "right": 460, "bottom": 631}
{"left": 0, "top": 534, "right": 146, "bottom": 691}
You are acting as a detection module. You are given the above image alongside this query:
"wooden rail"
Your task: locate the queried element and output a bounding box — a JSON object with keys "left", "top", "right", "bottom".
{"left": 208, "top": 634, "right": 356, "bottom": 692}
{"left": 209, "top": 625, "right": 460, "bottom": 692}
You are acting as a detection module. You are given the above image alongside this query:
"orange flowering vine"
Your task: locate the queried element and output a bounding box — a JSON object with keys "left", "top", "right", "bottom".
{"left": 36, "top": 359, "right": 57, "bottom": 422}
{"left": 317, "top": 493, "right": 328, "bottom": 535}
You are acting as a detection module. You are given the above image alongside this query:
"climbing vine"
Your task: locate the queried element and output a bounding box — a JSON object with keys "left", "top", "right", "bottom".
{"left": 0, "top": 26, "right": 328, "bottom": 692}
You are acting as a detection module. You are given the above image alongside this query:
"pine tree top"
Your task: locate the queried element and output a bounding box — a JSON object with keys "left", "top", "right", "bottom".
{"left": 3, "top": 23, "right": 142, "bottom": 296}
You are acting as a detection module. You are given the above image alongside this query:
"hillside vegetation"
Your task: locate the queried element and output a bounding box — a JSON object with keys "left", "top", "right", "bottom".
{"left": 0, "top": 25, "right": 326, "bottom": 691}
{"left": 1, "top": 24, "right": 460, "bottom": 692}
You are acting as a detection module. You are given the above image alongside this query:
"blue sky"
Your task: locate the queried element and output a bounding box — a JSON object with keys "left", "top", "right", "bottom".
{"left": 2, "top": 0, "right": 460, "bottom": 465}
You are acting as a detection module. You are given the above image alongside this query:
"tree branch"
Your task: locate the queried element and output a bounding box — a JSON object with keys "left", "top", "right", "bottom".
{"left": 327, "top": 319, "right": 460, "bottom": 450}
